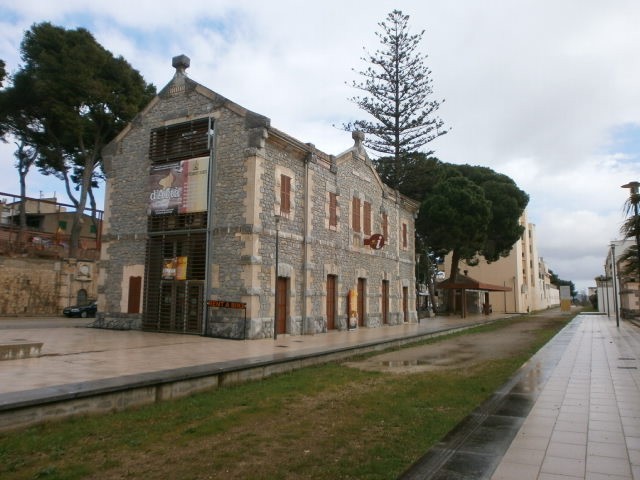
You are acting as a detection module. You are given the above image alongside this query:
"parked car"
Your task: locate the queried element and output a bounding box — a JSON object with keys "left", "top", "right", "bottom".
{"left": 63, "top": 301, "right": 97, "bottom": 318}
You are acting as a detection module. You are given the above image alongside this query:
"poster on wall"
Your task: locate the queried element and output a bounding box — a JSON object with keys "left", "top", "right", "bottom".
{"left": 149, "top": 156, "right": 209, "bottom": 215}
{"left": 162, "top": 258, "right": 177, "bottom": 279}
{"left": 162, "top": 256, "right": 188, "bottom": 280}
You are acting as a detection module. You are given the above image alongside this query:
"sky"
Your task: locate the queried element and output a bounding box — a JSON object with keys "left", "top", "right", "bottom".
{"left": 1, "top": 0, "right": 639, "bottom": 294}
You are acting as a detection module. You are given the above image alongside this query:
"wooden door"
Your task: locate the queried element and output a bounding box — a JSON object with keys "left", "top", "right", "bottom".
{"left": 326, "top": 275, "right": 337, "bottom": 330}
{"left": 402, "top": 286, "right": 409, "bottom": 323}
{"left": 357, "top": 278, "right": 366, "bottom": 327}
{"left": 276, "top": 277, "right": 288, "bottom": 334}
{"left": 382, "top": 280, "right": 389, "bottom": 325}
{"left": 127, "top": 276, "right": 142, "bottom": 314}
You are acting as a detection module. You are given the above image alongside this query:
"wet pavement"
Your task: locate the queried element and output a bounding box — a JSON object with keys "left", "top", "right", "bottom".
{"left": 401, "top": 313, "right": 640, "bottom": 480}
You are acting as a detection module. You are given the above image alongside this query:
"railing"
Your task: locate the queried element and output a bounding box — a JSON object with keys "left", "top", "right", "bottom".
{"left": 0, "top": 192, "right": 102, "bottom": 261}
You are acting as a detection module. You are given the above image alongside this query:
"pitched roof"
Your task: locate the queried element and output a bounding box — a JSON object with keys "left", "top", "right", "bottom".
{"left": 438, "top": 271, "right": 512, "bottom": 292}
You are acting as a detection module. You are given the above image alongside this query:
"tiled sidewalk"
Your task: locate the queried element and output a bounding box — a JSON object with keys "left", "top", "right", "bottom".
{"left": 492, "top": 314, "right": 640, "bottom": 480}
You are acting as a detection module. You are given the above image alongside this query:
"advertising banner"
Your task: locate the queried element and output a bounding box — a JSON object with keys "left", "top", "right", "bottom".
{"left": 149, "top": 156, "right": 209, "bottom": 215}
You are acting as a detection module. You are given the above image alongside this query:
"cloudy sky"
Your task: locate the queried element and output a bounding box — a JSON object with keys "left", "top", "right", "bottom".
{"left": 1, "top": 0, "right": 639, "bottom": 292}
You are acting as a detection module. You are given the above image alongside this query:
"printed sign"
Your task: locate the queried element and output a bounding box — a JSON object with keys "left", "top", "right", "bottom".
{"left": 149, "top": 156, "right": 209, "bottom": 215}
{"left": 207, "top": 300, "right": 247, "bottom": 309}
{"left": 162, "top": 256, "right": 188, "bottom": 280}
{"left": 365, "top": 234, "right": 385, "bottom": 250}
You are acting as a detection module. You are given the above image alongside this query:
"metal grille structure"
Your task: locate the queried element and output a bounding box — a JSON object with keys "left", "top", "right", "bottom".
{"left": 143, "top": 115, "right": 211, "bottom": 334}
{"left": 149, "top": 118, "right": 210, "bottom": 164}
{"left": 143, "top": 214, "right": 207, "bottom": 333}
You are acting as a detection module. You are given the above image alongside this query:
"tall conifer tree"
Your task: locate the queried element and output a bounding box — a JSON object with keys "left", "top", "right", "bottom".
{"left": 343, "top": 10, "right": 447, "bottom": 189}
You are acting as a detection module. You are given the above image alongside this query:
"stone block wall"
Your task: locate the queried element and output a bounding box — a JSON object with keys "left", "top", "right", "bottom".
{"left": 0, "top": 257, "right": 98, "bottom": 316}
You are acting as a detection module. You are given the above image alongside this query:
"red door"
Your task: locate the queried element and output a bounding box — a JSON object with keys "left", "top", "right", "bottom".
{"left": 127, "top": 276, "right": 142, "bottom": 314}
{"left": 276, "top": 277, "right": 288, "bottom": 334}
{"left": 358, "top": 278, "right": 366, "bottom": 327}
{"left": 326, "top": 275, "right": 336, "bottom": 330}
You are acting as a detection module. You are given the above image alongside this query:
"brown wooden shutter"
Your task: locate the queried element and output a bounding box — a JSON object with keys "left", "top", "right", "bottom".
{"left": 402, "top": 223, "right": 408, "bottom": 248}
{"left": 352, "top": 197, "right": 361, "bottom": 232}
{"left": 363, "top": 201, "right": 371, "bottom": 235}
{"left": 329, "top": 192, "right": 337, "bottom": 227}
{"left": 281, "top": 174, "right": 291, "bottom": 214}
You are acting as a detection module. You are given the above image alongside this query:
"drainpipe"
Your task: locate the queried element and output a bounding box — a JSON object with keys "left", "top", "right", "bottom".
{"left": 302, "top": 145, "right": 313, "bottom": 335}
{"left": 203, "top": 117, "right": 217, "bottom": 335}
{"left": 611, "top": 243, "right": 620, "bottom": 327}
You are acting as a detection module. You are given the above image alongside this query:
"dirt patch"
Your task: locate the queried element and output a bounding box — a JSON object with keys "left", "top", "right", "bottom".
{"left": 344, "top": 316, "right": 562, "bottom": 374}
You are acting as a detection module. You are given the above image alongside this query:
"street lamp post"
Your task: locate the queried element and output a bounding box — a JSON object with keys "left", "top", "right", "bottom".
{"left": 274, "top": 215, "right": 280, "bottom": 340}
{"left": 611, "top": 243, "right": 620, "bottom": 328}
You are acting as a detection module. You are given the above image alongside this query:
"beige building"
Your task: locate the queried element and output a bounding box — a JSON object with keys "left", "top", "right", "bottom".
{"left": 442, "top": 211, "right": 559, "bottom": 314}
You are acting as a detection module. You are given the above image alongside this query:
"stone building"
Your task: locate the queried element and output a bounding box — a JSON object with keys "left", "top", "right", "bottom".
{"left": 97, "top": 55, "right": 418, "bottom": 338}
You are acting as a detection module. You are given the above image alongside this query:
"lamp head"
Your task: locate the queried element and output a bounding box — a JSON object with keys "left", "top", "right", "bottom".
{"left": 622, "top": 181, "right": 640, "bottom": 195}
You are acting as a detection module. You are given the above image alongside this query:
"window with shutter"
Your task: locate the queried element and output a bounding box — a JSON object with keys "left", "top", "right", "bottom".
{"left": 280, "top": 174, "right": 291, "bottom": 214}
{"left": 352, "top": 197, "right": 361, "bottom": 232}
{"left": 363, "top": 201, "right": 371, "bottom": 235}
{"left": 329, "top": 192, "right": 338, "bottom": 228}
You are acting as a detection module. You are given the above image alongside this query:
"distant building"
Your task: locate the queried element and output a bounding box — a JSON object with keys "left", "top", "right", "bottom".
{"left": 97, "top": 55, "right": 419, "bottom": 338}
{"left": 442, "top": 211, "right": 559, "bottom": 314}
{"left": 597, "top": 239, "right": 640, "bottom": 319}
{"left": 0, "top": 193, "right": 101, "bottom": 315}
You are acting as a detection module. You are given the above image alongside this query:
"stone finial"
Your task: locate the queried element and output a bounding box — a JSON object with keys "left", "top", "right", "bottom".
{"left": 172, "top": 55, "right": 191, "bottom": 76}
{"left": 352, "top": 131, "right": 365, "bottom": 148}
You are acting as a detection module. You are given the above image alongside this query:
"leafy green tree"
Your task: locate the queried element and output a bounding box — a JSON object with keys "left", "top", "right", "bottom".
{"left": 417, "top": 169, "right": 492, "bottom": 279}
{"left": 416, "top": 163, "right": 528, "bottom": 279}
{"left": 1, "top": 22, "right": 155, "bottom": 255}
{"left": 454, "top": 164, "right": 529, "bottom": 262}
{"left": 343, "top": 9, "right": 447, "bottom": 189}
{"left": 0, "top": 59, "right": 5, "bottom": 87}
{"left": 0, "top": 57, "right": 42, "bottom": 232}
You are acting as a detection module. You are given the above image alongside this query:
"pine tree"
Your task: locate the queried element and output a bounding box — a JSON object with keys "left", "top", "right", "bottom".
{"left": 343, "top": 10, "right": 447, "bottom": 189}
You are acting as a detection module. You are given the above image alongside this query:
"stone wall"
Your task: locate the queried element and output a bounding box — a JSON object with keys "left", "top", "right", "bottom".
{"left": 0, "top": 257, "right": 98, "bottom": 316}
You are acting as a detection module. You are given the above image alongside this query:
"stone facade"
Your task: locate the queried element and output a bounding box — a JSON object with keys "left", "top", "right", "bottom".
{"left": 98, "top": 55, "right": 418, "bottom": 339}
